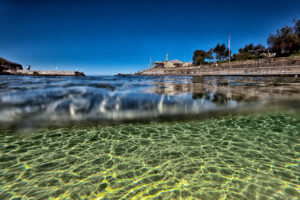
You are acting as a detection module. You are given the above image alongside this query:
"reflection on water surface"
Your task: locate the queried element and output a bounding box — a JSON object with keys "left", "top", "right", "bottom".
{"left": 152, "top": 76, "right": 300, "bottom": 102}
{"left": 1, "top": 75, "right": 300, "bottom": 129}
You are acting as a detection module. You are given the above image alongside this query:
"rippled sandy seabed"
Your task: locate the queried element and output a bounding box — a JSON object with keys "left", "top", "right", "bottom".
{"left": 1, "top": 111, "right": 299, "bottom": 200}
{"left": 0, "top": 75, "right": 300, "bottom": 199}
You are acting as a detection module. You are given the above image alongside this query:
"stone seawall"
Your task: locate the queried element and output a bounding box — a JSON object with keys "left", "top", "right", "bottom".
{"left": 138, "top": 65, "right": 300, "bottom": 77}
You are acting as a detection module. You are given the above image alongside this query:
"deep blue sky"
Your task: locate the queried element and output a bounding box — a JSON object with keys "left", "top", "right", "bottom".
{"left": 1, "top": 0, "right": 300, "bottom": 75}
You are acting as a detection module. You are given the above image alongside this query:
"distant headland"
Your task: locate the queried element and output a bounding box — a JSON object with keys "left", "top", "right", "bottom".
{"left": 133, "top": 19, "right": 300, "bottom": 77}
{"left": 0, "top": 57, "right": 85, "bottom": 76}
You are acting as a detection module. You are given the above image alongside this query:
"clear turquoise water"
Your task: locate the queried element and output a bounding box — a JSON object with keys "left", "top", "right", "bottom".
{"left": 0, "top": 75, "right": 300, "bottom": 199}
{"left": 0, "top": 111, "right": 299, "bottom": 199}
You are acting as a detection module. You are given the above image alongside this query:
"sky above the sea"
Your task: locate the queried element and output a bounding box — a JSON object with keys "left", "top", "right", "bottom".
{"left": 1, "top": 0, "right": 300, "bottom": 75}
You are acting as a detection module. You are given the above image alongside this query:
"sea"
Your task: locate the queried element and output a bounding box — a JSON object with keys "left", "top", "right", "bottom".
{"left": 0, "top": 75, "right": 299, "bottom": 199}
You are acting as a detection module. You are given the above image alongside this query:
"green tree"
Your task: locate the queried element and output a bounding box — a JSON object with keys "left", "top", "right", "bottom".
{"left": 293, "top": 19, "right": 300, "bottom": 35}
{"left": 196, "top": 57, "right": 205, "bottom": 65}
{"left": 213, "top": 43, "right": 227, "bottom": 61}
{"left": 267, "top": 19, "right": 300, "bottom": 56}
{"left": 193, "top": 49, "right": 212, "bottom": 65}
{"left": 239, "top": 43, "right": 253, "bottom": 53}
{"left": 206, "top": 48, "right": 214, "bottom": 63}
{"left": 193, "top": 50, "right": 206, "bottom": 64}
{"left": 233, "top": 43, "right": 266, "bottom": 61}
{"left": 293, "top": 19, "right": 300, "bottom": 53}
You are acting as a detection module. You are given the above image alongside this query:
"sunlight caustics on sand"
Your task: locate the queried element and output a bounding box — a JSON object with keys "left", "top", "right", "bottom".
{"left": 0, "top": 112, "right": 299, "bottom": 199}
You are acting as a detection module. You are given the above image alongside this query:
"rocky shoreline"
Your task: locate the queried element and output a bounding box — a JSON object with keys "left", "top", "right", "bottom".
{"left": 0, "top": 57, "right": 85, "bottom": 76}
{"left": 0, "top": 69, "right": 85, "bottom": 76}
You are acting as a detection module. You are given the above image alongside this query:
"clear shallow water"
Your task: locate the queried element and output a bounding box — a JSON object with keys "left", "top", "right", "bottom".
{"left": 0, "top": 75, "right": 300, "bottom": 199}
{"left": 0, "top": 112, "right": 299, "bottom": 199}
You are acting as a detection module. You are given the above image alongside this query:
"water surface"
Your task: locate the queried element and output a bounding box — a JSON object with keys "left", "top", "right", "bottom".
{"left": 0, "top": 75, "right": 299, "bottom": 199}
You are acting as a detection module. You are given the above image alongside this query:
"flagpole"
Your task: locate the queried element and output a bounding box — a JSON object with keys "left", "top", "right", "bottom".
{"left": 229, "top": 33, "right": 231, "bottom": 63}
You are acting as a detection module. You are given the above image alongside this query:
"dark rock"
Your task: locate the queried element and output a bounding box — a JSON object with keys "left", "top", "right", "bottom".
{"left": 0, "top": 57, "right": 23, "bottom": 71}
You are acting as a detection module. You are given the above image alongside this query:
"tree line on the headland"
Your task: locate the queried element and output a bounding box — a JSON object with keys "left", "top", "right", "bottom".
{"left": 193, "top": 19, "right": 300, "bottom": 65}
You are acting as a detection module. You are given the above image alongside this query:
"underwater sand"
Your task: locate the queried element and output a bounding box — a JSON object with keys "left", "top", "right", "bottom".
{"left": 0, "top": 112, "right": 299, "bottom": 200}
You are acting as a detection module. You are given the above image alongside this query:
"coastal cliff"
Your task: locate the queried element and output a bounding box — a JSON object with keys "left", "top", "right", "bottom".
{"left": 0, "top": 57, "right": 23, "bottom": 71}
{"left": 0, "top": 57, "right": 85, "bottom": 76}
